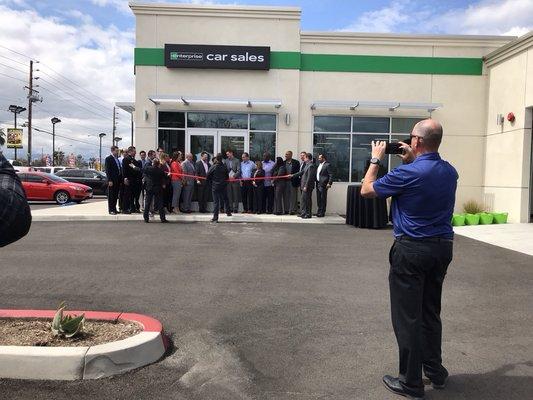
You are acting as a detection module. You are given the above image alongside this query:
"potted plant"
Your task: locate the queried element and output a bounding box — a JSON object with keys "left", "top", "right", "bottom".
{"left": 452, "top": 213, "right": 466, "bottom": 226}
{"left": 478, "top": 212, "right": 494, "bottom": 225}
{"left": 493, "top": 212, "right": 508, "bottom": 224}
{"left": 463, "top": 200, "right": 485, "bottom": 226}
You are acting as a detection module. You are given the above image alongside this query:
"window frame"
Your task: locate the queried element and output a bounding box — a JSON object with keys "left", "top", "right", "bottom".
{"left": 156, "top": 111, "right": 278, "bottom": 161}
{"left": 312, "top": 115, "right": 424, "bottom": 183}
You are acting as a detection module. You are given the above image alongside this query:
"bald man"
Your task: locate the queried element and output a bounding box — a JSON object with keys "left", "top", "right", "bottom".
{"left": 362, "top": 119, "right": 458, "bottom": 400}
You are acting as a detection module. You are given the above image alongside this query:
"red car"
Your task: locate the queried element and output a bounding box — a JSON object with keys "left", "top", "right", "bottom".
{"left": 18, "top": 171, "right": 93, "bottom": 205}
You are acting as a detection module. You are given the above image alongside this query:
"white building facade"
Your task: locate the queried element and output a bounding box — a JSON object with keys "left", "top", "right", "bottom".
{"left": 130, "top": 2, "right": 533, "bottom": 222}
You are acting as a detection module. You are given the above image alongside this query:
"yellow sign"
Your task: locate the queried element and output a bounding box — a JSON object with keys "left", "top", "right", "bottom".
{"left": 7, "top": 128, "right": 23, "bottom": 149}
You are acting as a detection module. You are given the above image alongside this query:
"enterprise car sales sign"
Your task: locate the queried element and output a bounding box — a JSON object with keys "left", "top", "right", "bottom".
{"left": 165, "top": 44, "right": 270, "bottom": 70}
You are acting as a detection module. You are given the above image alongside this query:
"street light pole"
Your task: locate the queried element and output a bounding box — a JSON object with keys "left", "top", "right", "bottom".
{"left": 51, "top": 117, "right": 61, "bottom": 167}
{"left": 99, "top": 133, "right": 106, "bottom": 171}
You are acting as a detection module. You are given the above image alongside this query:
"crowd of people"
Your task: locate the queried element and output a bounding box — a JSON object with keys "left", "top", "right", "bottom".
{"left": 104, "top": 146, "right": 334, "bottom": 223}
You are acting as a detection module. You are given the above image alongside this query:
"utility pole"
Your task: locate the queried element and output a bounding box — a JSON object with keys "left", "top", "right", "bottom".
{"left": 112, "top": 106, "right": 117, "bottom": 143}
{"left": 25, "top": 60, "right": 41, "bottom": 166}
{"left": 130, "top": 112, "right": 134, "bottom": 147}
{"left": 27, "top": 60, "right": 33, "bottom": 165}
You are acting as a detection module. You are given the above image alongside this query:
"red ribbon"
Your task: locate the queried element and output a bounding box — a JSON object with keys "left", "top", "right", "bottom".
{"left": 167, "top": 172, "right": 292, "bottom": 182}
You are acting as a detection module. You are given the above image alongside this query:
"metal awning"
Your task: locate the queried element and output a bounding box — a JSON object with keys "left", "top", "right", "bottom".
{"left": 115, "top": 102, "right": 135, "bottom": 113}
{"left": 310, "top": 100, "right": 442, "bottom": 112}
{"left": 149, "top": 96, "right": 282, "bottom": 108}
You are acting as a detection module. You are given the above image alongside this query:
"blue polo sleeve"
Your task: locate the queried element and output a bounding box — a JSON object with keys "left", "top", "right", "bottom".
{"left": 373, "top": 167, "right": 406, "bottom": 199}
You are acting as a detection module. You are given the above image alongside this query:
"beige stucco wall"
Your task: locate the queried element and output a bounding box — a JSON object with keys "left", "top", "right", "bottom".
{"left": 298, "top": 36, "right": 506, "bottom": 214}
{"left": 484, "top": 40, "right": 533, "bottom": 222}
{"left": 132, "top": 3, "right": 529, "bottom": 217}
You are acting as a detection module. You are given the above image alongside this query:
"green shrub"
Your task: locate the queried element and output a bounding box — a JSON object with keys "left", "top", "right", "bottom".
{"left": 463, "top": 200, "right": 485, "bottom": 214}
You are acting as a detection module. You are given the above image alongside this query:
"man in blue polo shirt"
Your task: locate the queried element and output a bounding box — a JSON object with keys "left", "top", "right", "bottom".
{"left": 361, "top": 119, "right": 458, "bottom": 400}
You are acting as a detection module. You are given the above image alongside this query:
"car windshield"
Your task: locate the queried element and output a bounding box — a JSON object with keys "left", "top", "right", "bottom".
{"left": 43, "top": 173, "right": 68, "bottom": 183}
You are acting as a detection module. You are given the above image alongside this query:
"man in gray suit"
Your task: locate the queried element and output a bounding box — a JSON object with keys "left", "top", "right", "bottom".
{"left": 224, "top": 150, "right": 241, "bottom": 213}
{"left": 181, "top": 153, "right": 196, "bottom": 213}
{"left": 292, "top": 153, "right": 316, "bottom": 219}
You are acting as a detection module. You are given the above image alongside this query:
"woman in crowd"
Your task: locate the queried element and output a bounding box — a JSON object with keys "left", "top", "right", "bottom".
{"left": 169, "top": 151, "right": 184, "bottom": 214}
{"left": 252, "top": 160, "right": 265, "bottom": 214}
{"left": 272, "top": 156, "right": 288, "bottom": 215}
{"left": 159, "top": 152, "right": 172, "bottom": 213}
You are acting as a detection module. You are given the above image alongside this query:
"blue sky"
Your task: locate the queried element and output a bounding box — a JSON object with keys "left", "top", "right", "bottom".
{"left": 0, "top": 0, "right": 531, "bottom": 159}
{"left": 5, "top": 0, "right": 507, "bottom": 33}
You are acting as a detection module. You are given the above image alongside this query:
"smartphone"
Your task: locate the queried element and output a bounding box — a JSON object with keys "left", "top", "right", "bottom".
{"left": 385, "top": 142, "right": 403, "bottom": 155}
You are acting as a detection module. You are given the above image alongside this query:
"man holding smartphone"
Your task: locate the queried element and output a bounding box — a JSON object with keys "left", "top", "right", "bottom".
{"left": 361, "top": 119, "right": 458, "bottom": 400}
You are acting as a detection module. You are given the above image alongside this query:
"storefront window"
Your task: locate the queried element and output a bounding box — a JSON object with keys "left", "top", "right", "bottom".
{"left": 351, "top": 134, "right": 389, "bottom": 182}
{"left": 187, "top": 112, "right": 248, "bottom": 129}
{"left": 391, "top": 117, "right": 423, "bottom": 134}
{"left": 313, "top": 134, "right": 350, "bottom": 182}
{"left": 158, "top": 112, "right": 185, "bottom": 128}
{"left": 314, "top": 116, "right": 351, "bottom": 132}
{"left": 353, "top": 117, "right": 390, "bottom": 133}
{"left": 250, "top": 114, "right": 276, "bottom": 131}
{"left": 249, "top": 131, "right": 276, "bottom": 161}
{"left": 158, "top": 129, "right": 185, "bottom": 155}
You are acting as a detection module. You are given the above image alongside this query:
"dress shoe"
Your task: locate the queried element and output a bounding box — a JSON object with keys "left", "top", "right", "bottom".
{"left": 109, "top": 211, "right": 117, "bottom": 215}
{"left": 226, "top": 213, "right": 232, "bottom": 217}
{"left": 144, "top": 218, "right": 149, "bottom": 223}
{"left": 429, "top": 370, "right": 448, "bottom": 390}
{"left": 122, "top": 211, "right": 131, "bottom": 215}
{"left": 301, "top": 215, "right": 311, "bottom": 219}
{"left": 382, "top": 375, "right": 424, "bottom": 399}
{"left": 160, "top": 219, "right": 169, "bottom": 223}
{"left": 210, "top": 218, "right": 218, "bottom": 223}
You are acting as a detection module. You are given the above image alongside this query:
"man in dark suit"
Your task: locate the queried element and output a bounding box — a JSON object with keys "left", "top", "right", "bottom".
{"left": 207, "top": 153, "right": 232, "bottom": 222}
{"left": 315, "top": 154, "right": 333, "bottom": 217}
{"left": 195, "top": 151, "right": 210, "bottom": 213}
{"left": 283, "top": 150, "right": 301, "bottom": 215}
{"left": 291, "top": 152, "right": 316, "bottom": 219}
{"left": 104, "top": 145, "right": 122, "bottom": 215}
{"left": 142, "top": 158, "right": 168, "bottom": 223}
{"left": 122, "top": 146, "right": 141, "bottom": 214}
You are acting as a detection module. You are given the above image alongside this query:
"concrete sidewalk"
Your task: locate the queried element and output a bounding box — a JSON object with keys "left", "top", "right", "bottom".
{"left": 30, "top": 200, "right": 346, "bottom": 224}
{"left": 454, "top": 223, "right": 533, "bottom": 256}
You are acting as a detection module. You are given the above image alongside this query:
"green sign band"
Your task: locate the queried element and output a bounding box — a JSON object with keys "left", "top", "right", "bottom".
{"left": 134, "top": 48, "right": 482, "bottom": 75}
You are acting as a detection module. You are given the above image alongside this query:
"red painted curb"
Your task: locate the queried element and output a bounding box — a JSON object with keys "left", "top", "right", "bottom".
{"left": 0, "top": 310, "right": 168, "bottom": 349}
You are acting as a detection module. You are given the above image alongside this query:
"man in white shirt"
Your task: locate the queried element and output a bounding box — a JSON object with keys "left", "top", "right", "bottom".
{"left": 315, "top": 154, "right": 333, "bottom": 217}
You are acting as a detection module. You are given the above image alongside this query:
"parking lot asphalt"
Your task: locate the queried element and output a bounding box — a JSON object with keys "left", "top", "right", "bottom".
{"left": 0, "top": 222, "right": 531, "bottom": 400}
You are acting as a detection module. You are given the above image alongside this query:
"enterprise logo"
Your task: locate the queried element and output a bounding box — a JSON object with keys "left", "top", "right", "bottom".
{"left": 170, "top": 52, "right": 203, "bottom": 61}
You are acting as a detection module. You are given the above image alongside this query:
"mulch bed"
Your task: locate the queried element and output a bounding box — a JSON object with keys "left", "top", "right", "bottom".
{"left": 0, "top": 318, "right": 142, "bottom": 347}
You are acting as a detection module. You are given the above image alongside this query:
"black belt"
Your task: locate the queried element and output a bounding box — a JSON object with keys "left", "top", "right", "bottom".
{"left": 395, "top": 236, "right": 453, "bottom": 243}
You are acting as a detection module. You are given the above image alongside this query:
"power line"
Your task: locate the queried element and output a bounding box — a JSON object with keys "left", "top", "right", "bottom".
{"left": 0, "top": 70, "right": 26, "bottom": 83}
{"left": 37, "top": 62, "right": 115, "bottom": 109}
{"left": 39, "top": 77, "right": 112, "bottom": 118}
{"left": 0, "top": 53, "right": 28, "bottom": 66}
{"left": 38, "top": 85, "right": 113, "bottom": 122}
{"left": 0, "top": 61, "right": 27, "bottom": 75}
{"left": 33, "top": 125, "right": 99, "bottom": 148}
{"left": 0, "top": 44, "right": 35, "bottom": 61}
{"left": 37, "top": 69, "right": 112, "bottom": 113}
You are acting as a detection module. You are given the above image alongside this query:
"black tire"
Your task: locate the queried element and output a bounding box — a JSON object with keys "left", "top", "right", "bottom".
{"left": 55, "top": 190, "right": 70, "bottom": 205}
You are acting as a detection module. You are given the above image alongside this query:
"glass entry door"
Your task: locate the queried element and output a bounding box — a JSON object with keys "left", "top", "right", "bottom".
{"left": 187, "top": 130, "right": 248, "bottom": 161}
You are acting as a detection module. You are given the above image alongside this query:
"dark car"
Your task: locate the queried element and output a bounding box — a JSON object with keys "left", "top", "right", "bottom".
{"left": 55, "top": 169, "right": 108, "bottom": 195}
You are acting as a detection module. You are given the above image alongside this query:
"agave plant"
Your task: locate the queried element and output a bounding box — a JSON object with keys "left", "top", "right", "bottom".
{"left": 51, "top": 302, "right": 85, "bottom": 338}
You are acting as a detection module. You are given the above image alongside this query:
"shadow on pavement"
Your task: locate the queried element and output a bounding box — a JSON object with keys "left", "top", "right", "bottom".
{"left": 429, "top": 362, "right": 533, "bottom": 399}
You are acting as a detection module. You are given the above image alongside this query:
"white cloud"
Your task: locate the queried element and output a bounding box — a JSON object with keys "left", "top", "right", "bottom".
{"left": 0, "top": 4, "right": 135, "bottom": 160}
{"left": 90, "top": 0, "right": 221, "bottom": 14}
{"left": 341, "top": 0, "right": 533, "bottom": 36}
